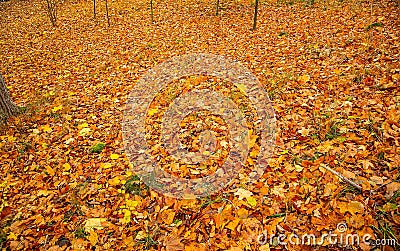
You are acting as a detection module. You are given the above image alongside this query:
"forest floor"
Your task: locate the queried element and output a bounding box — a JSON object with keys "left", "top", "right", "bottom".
{"left": 0, "top": 0, "right": 399, "bottom": 250}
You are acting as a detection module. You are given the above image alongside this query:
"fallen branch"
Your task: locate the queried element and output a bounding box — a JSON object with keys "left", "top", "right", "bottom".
{"left": 321, "top": 165, "right": 363, "bottom": 191}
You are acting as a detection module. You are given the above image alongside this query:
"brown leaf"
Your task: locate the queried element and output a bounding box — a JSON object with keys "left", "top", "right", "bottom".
{"left": 163, "top": 234, "right": 184, "bottom": 251}
{"left": 386, "top": 182, "right": 400, "bottom": 198}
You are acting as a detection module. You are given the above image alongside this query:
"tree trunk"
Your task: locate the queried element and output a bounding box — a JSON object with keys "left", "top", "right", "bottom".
{"left": 93, "top": 0, "right": 96, "bottom": 19}
{"left": 105, "top": 0, "right": 110, "bottom": 27}
{"left": 253, "top": 0, "right": 259, "bottom": 30}
{"left": 0, "top": 73, "right": 19, "bottom": 121}
{"left": 150, "top": 0, "right": 154, "bottom": 23}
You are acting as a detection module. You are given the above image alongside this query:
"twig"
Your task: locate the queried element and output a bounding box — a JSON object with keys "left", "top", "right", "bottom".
{"left": 321, "top": 165, "right": 363, "bottom": 191}
{"left": 44, "top": 234, "right": 48, "bottom": 249}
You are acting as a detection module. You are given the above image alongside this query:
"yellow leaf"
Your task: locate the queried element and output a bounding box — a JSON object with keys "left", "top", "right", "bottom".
{"left": 294, "top": 163, "right": 304, "bottom": 172}
{"left": 338, "top": 201, "right": 364, "bottom": 215}
{"left": 84, "top": 218, "right": 106, "bottom": 232}
{"left": 126, "top": 199, "right": 139, "bottom": 210}
{"left": 237, "top": 208, "right": 249, "bottom": 219}
{"left": 236, "top": 83, "right": 247, "bottom": 93}
{"left": 135, "top": 231, "right": 146, "bottom": 240}
{"left": 298, "top": 74, "right": 310, "bottom": 83}
{"left": 101, "top": 163, "right": 112, "bottom": 169}
{"left": 248, "top": 130, "right": 258, "bottom": 148}
{"left": 77, "top": 122, "right": 88, "bottom": 129}
{"left": 37, "top": 190, "right": 52, "bottom": 196}
{"left": 45, "top": 166, "right": 55, "bottom": 176}
{"left": 226, "top": 218, "right": 240, "bottom": 231}
{"left": 8, "top": 232, "right": 17, "bottom": 240}
{"left": 110, "top": 154, "right": 119, "bottom": 160}
{"left": 123, "top": 235, "right": 135, "bottom": 247}
{"left": 63, "top": 163, "right": 71, "bottom": 171}
{"left": 333, "top": 68, "right": 341, "bottom": 75}
{"left": 184, "top": 230, "right": 192, "bottom": 238}
{"left": 279, "top": 150, "right": 289, "bottom": 155}
{"left": 298, "top": 127, "right": 310, "bottom": 137}
{"left": 109, "top": 177, "right": 120, "bottom": 186}
{"left": 52, "top": 105, "right": 63, "bottom": 113}
{"left": 87, "top": 230, "right": 98, "bottom": 246}
{"left": 249, "top": 151, "right": 258, "bottom": 158}
{"left": 79, "top": 128, "right": 91, "bottom": 136}
{"left": 45, "top": 91, "right": 55, "bottom": 97}
{"left": 148, "top": 108, "right": 158, "bottom": 116}
{"left": 121, "top": 209, "right": 131, "bottom": 224}
{"left": 42, "top": 125, "right": 52, "bottom": 133}
{"left": 246, "top": 196, "right": 257, "bottom": 207}
{"left": 183, "top": 193, "right": 196, "bottom": 200}
{"left": 7, "top": 136, "right": 16, "bottom": 142}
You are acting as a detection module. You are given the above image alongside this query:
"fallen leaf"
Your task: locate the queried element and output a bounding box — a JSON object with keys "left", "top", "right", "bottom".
{"left": 87, "top": 229, "right": 98, "bottom": 246}
{"left": 246, "top": 196, "right": 257, "bottom": 207}
{"left": 63, "top": 163, "right": 71, "bottom": 171}
{"left": 163, "top": 234, "right": 184, "bottom": 251}
{"left": 110, "top": 154, "right": 119, "bottom": 160}
{"left": 338, "top": 201, "right": 364, "bottom": 215}
{"left": 51, "top": 104, "right": 63, "bottom": 113}
{"left": 84, "top": 218, "right": 107, "bottom": 232}
{"left": 234, "top": 188, "right": 253, "bottom": 200}
{"left": 42, "top": 125, "right": 52, "bottom": 133}
{"left": 79, "top": 127, "right": 91, "bottom": 136}
{"left": 121, "top": 209, "right": 131, "bottom": 224}
{"left": 226, "top": 218, "right": 240, "bottom": 231}
{"left": 386, "top": 182, "right": 400, "bottom": 198}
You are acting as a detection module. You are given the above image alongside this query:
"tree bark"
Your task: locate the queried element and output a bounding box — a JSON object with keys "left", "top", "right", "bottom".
{"left": 0, "top": 73, "right": 19, "bottom": 120}
{"left": 150, "top": 0, "right": 154, "bottom": 23}
{"left": 253, "top": 0, "right": 259, "bottom": 30}
{"left": 105, "top": 0, "right": 110, "bottom": 27}
{"left": 93, "top": 0, "right": 96, "bottom": 19}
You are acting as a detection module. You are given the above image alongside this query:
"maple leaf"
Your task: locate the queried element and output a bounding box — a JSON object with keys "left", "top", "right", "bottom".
{"left": 338, "top": 201, "right": 365, "bottom": 215}
{"left": 163, "top": 234, "right": 184, "bottom": 251}
{"left": 234, "top": 188, "right": 253, "bottom": 200}
{"left": 51, "top": 104, "right": 62, "bottom": 113}
{"left": 298, "top": 74, "right": 310, "bottom": 84}
{"left": 2, "top": 0, "right": 400, "bottom": 248}
{"left": 42, "top": 125, "right": 52, "bottom": 133}
{"left": 386, "top": 182, "right": 400, "bottom": 198}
